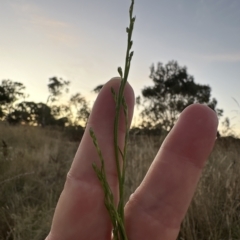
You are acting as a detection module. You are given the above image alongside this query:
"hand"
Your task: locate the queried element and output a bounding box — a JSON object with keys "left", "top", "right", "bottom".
{"left": 45, "top": 77, "right": 218, "bottom": 240}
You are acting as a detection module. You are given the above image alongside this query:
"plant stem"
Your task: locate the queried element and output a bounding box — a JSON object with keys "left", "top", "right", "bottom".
{"left": 90, "top": 1, "right": 135, "bottom": 239}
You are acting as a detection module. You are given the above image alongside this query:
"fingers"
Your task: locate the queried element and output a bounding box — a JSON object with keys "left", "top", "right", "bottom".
{"left": 46, "top": 77, "right": 135, "bottom": 240}
{"left": 125, "top": 104, "right": 218, "bottom": 240}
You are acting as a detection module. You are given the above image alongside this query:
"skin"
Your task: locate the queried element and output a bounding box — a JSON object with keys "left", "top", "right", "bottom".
{"left": 46, "top": 77, "right": 218, "bottom": 240}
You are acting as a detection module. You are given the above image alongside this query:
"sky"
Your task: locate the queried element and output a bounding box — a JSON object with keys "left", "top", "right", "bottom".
{"left": 1, "top": 0, "right": 240, "bottom": 133}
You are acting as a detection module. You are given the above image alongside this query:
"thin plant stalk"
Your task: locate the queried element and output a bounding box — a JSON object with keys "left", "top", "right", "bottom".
{"left": 90, "top": 1, "right": 135, "bottom": 240}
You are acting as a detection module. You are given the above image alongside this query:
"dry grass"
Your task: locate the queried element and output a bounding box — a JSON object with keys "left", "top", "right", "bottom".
{"left": 179, "top": 137, "right": 240, "bottom": 240}
{"left": 0, "top": 123, "right": 240, "bottom": 239}
{"left": 0, "top": 123, "right": 78, "bottom": 240}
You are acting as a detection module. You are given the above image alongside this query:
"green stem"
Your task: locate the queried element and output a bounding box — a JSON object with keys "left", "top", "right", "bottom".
{"left": 91, "top": 1, "right": 135, "bottom": 240}
{"left": 114, "top": 0, "right": 135, "bottom": 223}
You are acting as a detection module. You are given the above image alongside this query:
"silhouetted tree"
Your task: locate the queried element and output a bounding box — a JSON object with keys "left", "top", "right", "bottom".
{"left": 6, "top": 101, "right": 33, "bottom": 125}
{"left": 47, "top": 77, "right": 70, "bottom": 103}
{"left": 42, "top": 77, "right": 70, "bottom": 127}
{"left": 34, "top": 103, "right": 56, "bottom": 126}
{"left": 140, "top": 61, "right": 223, "bottom": 131}
{"left": 49, "top": 93, "right": 90, "bottom": 128}
{"left": 0, "top": 76, "right": 92, "bottom": 129}
{"left": 69, "top": 93, "right": 90, "bottom": 126}
{"left": 0, "top": 80, "right": 26, "bottom": 119}
{"left": 6, "top": 101, "right": 56, "bottom": 126}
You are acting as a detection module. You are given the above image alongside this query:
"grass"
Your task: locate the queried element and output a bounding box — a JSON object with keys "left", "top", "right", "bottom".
{"left": 89, "top": 1, "right": 135, "bottom": 239}
{"left": 0, "top": 123, "right": 240, "bottom": 239}
{"left": 0, "top": 122, "right": 78, "bottom": 240}
{"left": 179, "top": 137, "right": 240, "bottom": 240}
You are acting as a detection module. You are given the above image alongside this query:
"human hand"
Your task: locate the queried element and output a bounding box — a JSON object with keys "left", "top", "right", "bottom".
{"left": 45, "top": 77, "right": 218, "bottom": 240}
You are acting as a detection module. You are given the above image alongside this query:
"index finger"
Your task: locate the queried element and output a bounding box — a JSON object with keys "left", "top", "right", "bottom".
{"left": 46, "top": 77, "right": 135, "bottom": 240}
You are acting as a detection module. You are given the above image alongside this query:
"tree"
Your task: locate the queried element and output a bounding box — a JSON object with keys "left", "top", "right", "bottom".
{"left": 46, "top": 78, "right": 91, "bottom": 128}
{"left": 47, "top": 77, "right": 70, "bottom": 103}
{"left": 0, "top": 79, "right": 27, "bottom": 119}
{"left": 0, "top": 77, "right": 91, "bottom": 128}
{"left": 41, "top": 77, "right": 70, "bottom": 127}
{"left": 69, "top": 93, "right": 90, "bottom": 126}
{"left": 6, "top": 101, "right": 33, "bottom": 125}
{"left": 6, "top": 101, "right": 56, "bottom": 126}
{"left": 139, "top": 61, "right": 223, "bottom": 131}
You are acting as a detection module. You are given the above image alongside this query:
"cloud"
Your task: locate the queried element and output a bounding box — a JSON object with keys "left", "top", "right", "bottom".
{"left": 10, "top": 1, "right": 39, "bottom": 13}
{"left": 10, "top": 2, "right": 79, "bottom": 46}
{"left": 30, "top": 15, "right": 78, "bottom": 46}
{"left": 31, "top": 17, "right": 69, "bottom": 29}
{"left": 202, "top": 53, "right": 240, "bottom": 62}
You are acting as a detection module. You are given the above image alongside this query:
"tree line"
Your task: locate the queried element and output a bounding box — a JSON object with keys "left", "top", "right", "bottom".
{"left": 0, "top": 61, "right": 224, "bottom": 134}
{"left": 0, "top": 77, "right": 90, "bottom": 128}
{"left": 95, "top": 61, "right": 223, "bottom": 134}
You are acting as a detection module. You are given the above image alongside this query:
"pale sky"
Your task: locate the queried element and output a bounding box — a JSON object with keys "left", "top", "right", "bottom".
{"left": 1, "top": 0, "right": 240, "bottom": 133}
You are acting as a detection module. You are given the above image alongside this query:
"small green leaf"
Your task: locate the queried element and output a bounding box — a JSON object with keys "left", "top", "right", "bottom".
{"left": 111, "top": 87, "right": 117, "bottom": 103}
{"left": 118, "top": 67, "right": 123, "bottom": 78}
{"left": 130, "top": 51, "right": 134, "bottom": 58}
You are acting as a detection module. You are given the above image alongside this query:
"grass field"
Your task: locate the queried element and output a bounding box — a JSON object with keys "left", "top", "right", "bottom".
{"left": 0, "top": 123, "right": 240, "bottom": 240}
